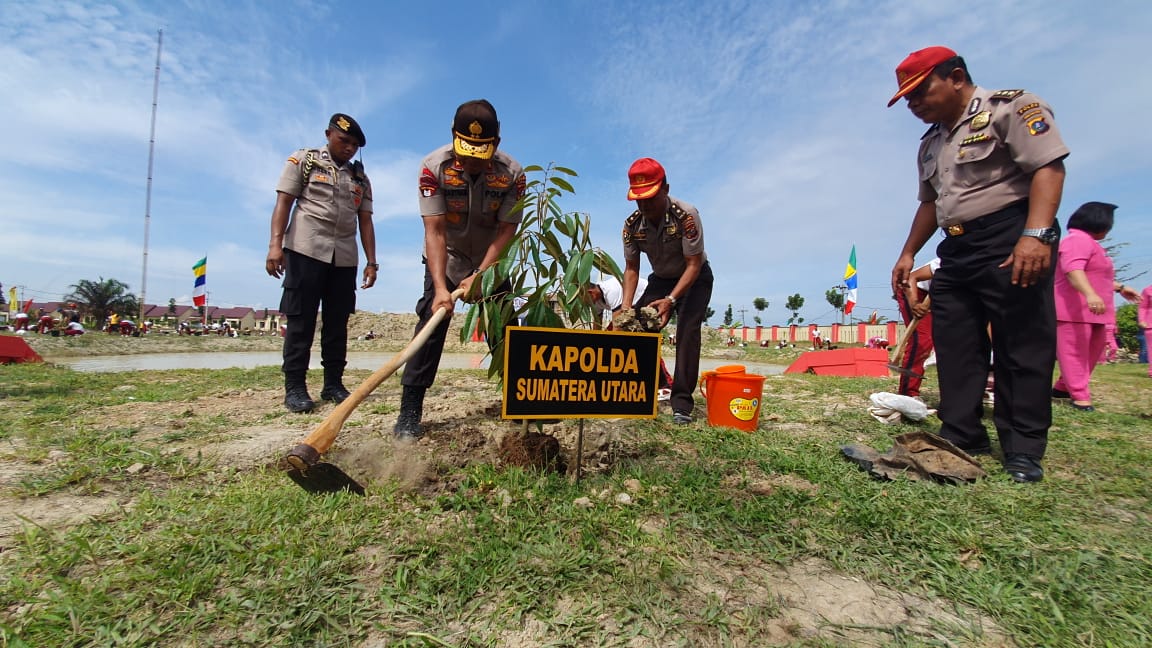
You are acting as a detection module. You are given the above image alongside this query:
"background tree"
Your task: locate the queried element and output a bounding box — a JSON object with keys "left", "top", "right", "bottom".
{"left": 1105, "top": 240, "right": 1148, "bottom": 285}
{"left": 754, "top": 315, "right": 761, "bottom": 325}
{"left": 704, "top": 306, "right": 715, "bottom": 325}
{"left": 825, "top": 289, "right": 845, "bottom": 317}
{"left": 785, "top": 293, "right": 805, "bottom": 325}
{"left": 64, "top": 277, "right": 138, "bottom": 329}
{"left": 1116, "top": 303, "right": 1141, "bottom": 352}
{"left": 722, "top": 304, "right": 734, "bottom": 327}
{"left": 752, "top": 297, "right": 768, "bottom": 324}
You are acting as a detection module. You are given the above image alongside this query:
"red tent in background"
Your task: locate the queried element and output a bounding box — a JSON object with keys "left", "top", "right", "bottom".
{"left": 784, "top": 348, "right": 889, "bottom": 377}
{"left": 0, "top": 336, "right": 43, "bottom": 364}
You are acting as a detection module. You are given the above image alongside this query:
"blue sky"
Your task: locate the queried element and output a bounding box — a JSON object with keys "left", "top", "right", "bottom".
{"left": 2, "top": 0, "right": 1149, "bottom": 326}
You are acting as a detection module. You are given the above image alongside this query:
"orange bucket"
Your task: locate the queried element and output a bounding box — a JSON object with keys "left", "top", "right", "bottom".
{"left": 698, "top": 365, "right": 765, "bottom": 432}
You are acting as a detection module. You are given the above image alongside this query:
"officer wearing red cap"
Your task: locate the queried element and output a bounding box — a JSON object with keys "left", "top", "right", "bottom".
{"left": 620, "top": 158, "right": 713, "bottom": 424}
{"left": 266, "top": 112, "right": 377, "bottom": 413}
{"left": 394, "top": 99, "right": 525, "bottom": 439}
{"left": 887, "top": 47, "right": 1069, "bottom": 483}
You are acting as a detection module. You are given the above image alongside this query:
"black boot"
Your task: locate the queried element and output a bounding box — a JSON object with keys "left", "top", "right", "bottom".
{"left": 284, "top": 377, "right": 315, "bottom": 413}
{"left": 320, "top": 367, "right": 351, "bottom": 404}
{"left": 393, "top": 385, "right": 426, "bottom": 440}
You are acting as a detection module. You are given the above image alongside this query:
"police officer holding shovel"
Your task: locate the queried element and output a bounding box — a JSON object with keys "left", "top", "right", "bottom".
{"left": 394, "top": 99, "right": 525, "bottom": 440}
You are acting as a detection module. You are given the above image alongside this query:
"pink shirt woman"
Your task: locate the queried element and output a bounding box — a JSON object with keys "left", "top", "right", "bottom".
{"left": 1052, "top": 202, "right": 1141, "bottom": 409}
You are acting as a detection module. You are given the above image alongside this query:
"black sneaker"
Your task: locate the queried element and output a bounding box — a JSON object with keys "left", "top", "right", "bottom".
{"left": 320, "top": 385, "right": 352, "bottom": 404}
{"left": 284, "top": 387, "right": 315, "bottom": 413}
{"left": 672, "top": 411, "right": 693, "bottom": 425}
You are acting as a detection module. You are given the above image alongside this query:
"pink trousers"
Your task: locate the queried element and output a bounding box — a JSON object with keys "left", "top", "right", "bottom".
{"left": 1146, "top": 329, "right": 1152, "bottom": 377}
{"left": 1053, "top": 320, "right": 1107, "bottom": 402}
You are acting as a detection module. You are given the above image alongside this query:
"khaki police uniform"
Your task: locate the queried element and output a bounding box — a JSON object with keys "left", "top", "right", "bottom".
{"left": 623, "top": 196, "right": 714, "bottom": 416}
{"left": 917, "top": 87, "right": 1069, "bottom": 459}
{"left": 275, "top": 145, "right": 373, "bottom": 385}
{"left": 403, "top": 144, "right": 526, "bottom": 388}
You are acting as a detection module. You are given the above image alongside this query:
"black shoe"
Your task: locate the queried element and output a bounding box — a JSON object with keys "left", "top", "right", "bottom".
{"left": 284, "top": 386, "right": 315, "bottom": 413}
{"left": 1070, "top": 402, "right": 1095, "bottom": 412}
{"left": 672, "top": 411, "right": 693, "bottom": 425}
{"left": 1051, "top": 388, "right": 1071, "bottom": 399}
{"left": 1004, "top": 454, "right": 1044, "bottom": 483}
{"left": 320, "top": 385, "right": 352, "bottom": 404}
{"left": 393, "top": 385, "right": 426, "bottom": 440}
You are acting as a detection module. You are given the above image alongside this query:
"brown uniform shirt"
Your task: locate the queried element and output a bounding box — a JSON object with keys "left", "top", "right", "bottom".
{"left": 917, "top": 87, "right": 1069, "bottom": 227}
{"left": 622, "top": 196, "right": 707, "bottom": 280}
{"left": 417, "top": 144, "right": 525, "bottom": 283}
{"left": 276, "top": 145, "right": 373, "bottom": 267}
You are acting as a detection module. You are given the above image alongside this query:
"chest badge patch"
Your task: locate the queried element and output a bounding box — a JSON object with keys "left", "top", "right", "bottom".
{"left": 960, "top": 133, "right": 991, "bottom": 147}
{"left": 969, "top": 111, "right": 991, "bottom": 131}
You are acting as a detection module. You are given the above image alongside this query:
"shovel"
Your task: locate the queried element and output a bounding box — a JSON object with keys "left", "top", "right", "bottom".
{"left": 887, "top": 295, "right": 931, "bottom": 378}
{"left": 284, "top": 288, "right": 465, "bottom": 495}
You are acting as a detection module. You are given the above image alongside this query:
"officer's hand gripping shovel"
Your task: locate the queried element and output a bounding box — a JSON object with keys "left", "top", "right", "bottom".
{"left": 887, "top": 295, "right": 930, "bottom": 378}
{"left": 283, "top": 288, "right": 464, "bottom": 495}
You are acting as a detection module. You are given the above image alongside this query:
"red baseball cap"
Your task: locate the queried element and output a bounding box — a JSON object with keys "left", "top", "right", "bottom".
{"left": 627, "top": 158, "right": 666, "bottom": 200}
{"left": 886, "top": 46, "right": 957, "bottom": 107}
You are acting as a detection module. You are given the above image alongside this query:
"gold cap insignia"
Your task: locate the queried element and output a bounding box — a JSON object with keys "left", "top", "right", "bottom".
{"left": 469, "top": 120, "right": 483, "bottom": 137}
{"left": 336, "top": 116, "right": 351, "bottom": 131}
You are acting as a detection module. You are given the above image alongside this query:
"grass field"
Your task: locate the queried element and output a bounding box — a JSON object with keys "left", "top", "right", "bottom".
{"left": 1, "top": 345, "right": 1150, "bottom": 647}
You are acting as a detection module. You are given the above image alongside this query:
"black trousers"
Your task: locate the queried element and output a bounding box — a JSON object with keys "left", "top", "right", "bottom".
{"left": 279, "top": 249, "right": 356, "bottom": 382}
{"left": 931, "top": 202, "right": 1058, "bottom": 459}
{"left": 401, "top": 264, "right": 512, "bottom": 388}
{"left": 637, "top": 262, "right": 714, "bottom": 415}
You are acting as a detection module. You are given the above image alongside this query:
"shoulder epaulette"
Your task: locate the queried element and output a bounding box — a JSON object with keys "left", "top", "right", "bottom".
{"left": 990, "top": 89, "right": 1025, "bottom": 101}
{"left": 920, "top": 124, "right": 939, "bottom": 139}
{"left": 301, "top": 149, "right": 321, "bottom": 181}
{"left": 625, "top": 210, "right": 642, "bottom": 227}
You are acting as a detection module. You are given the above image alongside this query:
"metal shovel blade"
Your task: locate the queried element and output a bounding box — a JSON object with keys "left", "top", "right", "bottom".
{"left": 286, "top": 462, "right": 366, "bottom": 495}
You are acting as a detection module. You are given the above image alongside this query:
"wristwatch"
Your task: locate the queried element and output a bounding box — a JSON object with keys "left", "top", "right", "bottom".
{"left": 1021, "top": 226, "right": 1059, "bottom": 244}
{"left": 666, "top": 295, "right": 678, "bottom": 306}
{"left": 365, "top": 262, "right": 379, "bottom": 269}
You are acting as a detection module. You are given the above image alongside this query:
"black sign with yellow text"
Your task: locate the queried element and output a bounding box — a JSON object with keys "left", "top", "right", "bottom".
{"left": 502, "top": 327, "right": 661, "bottom": 419}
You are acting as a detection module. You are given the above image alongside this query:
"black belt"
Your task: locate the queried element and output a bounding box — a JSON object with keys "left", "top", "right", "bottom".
{"left": 941, "top": 200, "right": 1027, "bottom": 237}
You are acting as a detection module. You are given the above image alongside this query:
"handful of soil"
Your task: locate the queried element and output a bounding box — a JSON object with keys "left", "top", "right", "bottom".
{"left": 612, "top": 306, "right": 662, "bottom": 333}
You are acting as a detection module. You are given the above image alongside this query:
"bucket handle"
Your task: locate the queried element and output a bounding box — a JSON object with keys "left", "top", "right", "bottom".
{"left": 699, "top": 371, "right": 714, "bottom": 398}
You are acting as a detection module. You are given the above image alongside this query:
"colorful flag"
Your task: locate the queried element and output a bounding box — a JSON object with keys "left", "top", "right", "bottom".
{"left": 192, "top": 257, "right": 207, "bottom": 307}
{"left": 7, "top": 286, "right": 16, "bottom": 314}
{"left": 843, "top": 245, "right": 858, "bottom": 315}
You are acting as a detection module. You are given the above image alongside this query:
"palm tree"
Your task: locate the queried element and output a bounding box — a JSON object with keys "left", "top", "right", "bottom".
{"left": 65, "top": 277, "right": 139, "bottom": 329}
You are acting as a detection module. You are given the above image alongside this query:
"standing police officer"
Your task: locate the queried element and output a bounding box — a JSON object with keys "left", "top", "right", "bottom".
{"left": 395, "top": 99, "right": 525, "bottom": 439}
{"left": 266, "top": 113, "right": 377, "bottom": 413}
{"left": 888, "top": 47, "right": 1069, "bottom": 482}
{"left": 620, "top": 158, "right": 714, "bottom": 424}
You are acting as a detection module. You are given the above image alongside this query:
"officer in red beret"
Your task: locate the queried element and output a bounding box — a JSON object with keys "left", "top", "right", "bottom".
{"left": 266, "top": 113, "right": 377, "bottom": 413}
{"left": 620, "top": 158, "right": 713, "bottom": 425}
{"left": 887, "top": 47, "right": 1069, "bottom": 483}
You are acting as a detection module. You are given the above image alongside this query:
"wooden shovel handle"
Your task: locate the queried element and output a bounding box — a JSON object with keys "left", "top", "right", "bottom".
{"left": 890, "top": 295, "right": 930, "bottom": 364}
{"left": 299, "top": 288, "right": 465, "bottom": 455}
